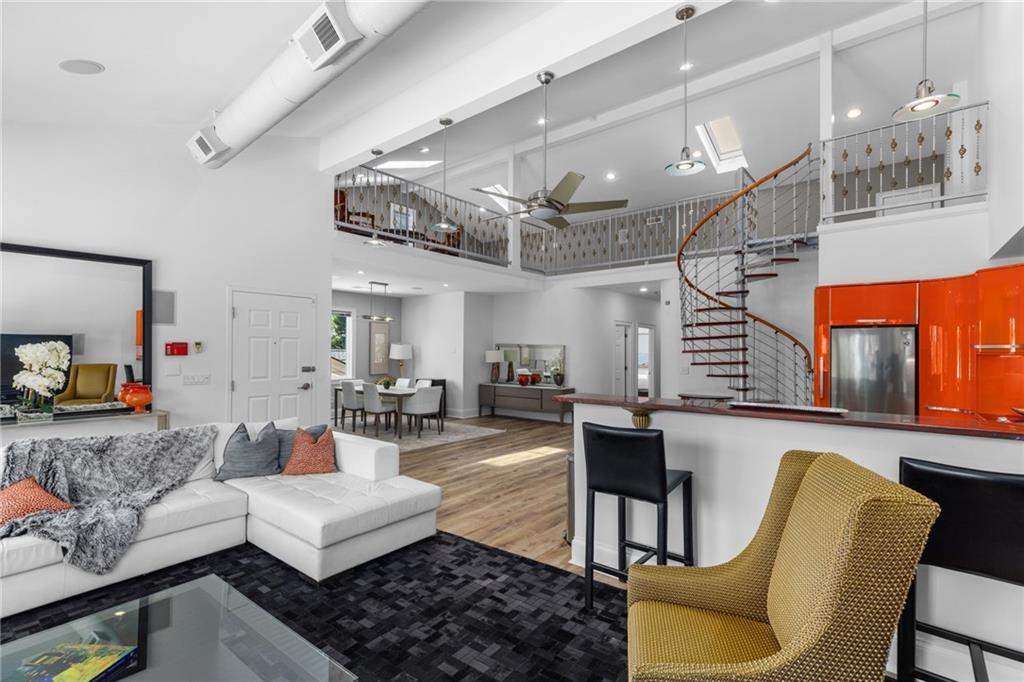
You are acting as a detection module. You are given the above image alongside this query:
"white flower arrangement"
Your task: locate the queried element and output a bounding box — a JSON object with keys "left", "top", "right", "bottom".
{"left": 12, "top": 340, "right": 71, "bottom": 400}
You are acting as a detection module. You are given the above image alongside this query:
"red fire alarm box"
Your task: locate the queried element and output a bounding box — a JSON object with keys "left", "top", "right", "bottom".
{"left": 165, "top": 342, "right": 188, "bottom": 356}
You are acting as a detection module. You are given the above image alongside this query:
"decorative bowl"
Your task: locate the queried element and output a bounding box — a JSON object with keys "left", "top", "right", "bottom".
{"left": 517, "top": 374, "right": 531, "bottom": 386}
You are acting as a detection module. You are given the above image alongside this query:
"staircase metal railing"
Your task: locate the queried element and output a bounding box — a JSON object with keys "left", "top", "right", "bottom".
{"left": 334, "top": 166, "right": 509, "bottom": 266}
{"left": 677, "top": 145, "right": 817, "bottom": 405}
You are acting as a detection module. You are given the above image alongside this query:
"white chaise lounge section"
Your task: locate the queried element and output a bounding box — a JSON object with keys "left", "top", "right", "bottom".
{"left": 0, "top": 420, "right": 441, "bottom": 616}
{"left": 223, "top": 430, "right": 441, "bottom": 581}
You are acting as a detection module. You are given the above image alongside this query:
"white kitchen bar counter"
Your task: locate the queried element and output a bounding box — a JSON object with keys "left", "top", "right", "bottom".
{"left": 556, "top": 395, "right": 1024, "bottom": 680}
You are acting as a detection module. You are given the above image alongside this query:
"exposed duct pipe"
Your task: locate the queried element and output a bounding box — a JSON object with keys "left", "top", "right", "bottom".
{"left": 187, "top": 1, "right": 427, "bottom": 168}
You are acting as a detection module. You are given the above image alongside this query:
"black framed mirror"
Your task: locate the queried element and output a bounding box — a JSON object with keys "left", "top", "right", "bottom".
{"left": 0, "top": 242, "right": 152, "bottom": 420}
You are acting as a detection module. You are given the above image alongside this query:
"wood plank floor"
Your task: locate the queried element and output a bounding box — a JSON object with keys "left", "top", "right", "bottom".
{"left": 399, "top": 415, "right": 623, "bottom": 587}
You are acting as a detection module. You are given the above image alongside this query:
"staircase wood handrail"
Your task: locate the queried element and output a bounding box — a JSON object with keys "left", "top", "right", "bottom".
{"left": 675, "top": 144, "right": 814, "bottom": 372}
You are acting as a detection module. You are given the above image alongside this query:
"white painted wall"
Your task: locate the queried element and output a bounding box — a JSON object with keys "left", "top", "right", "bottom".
{"left": 2, "top": 122, "right": 333, "bottom": 427}
{"left": 462, "top": 292, "right": 495, "bottom": 417}
{"left": 400, "top": 291, "right": 467, "bottom": 414}
{"left": 1, "top": 252, "right": 142, "bottom": 387}
{"left": 978, "top": 1, "right": 1024, "bottom": 258}
{"left": 330, "top": 291, "right": 403, "bottom": 382}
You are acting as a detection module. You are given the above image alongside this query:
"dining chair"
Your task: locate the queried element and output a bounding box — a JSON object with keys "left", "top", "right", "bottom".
{"left": 362, "top": 383, "right": 396, "bottom": 437}
{"left": 402, "top": 386, "right": 443, "bottom": 438}
{"left": 414, "top": 379, "right": 432, "bottom": 388}
{"left": 396, "top": 378, "right": 412, "bottom": 388}
{"left": 339, "top": 381, "right": 365, "bottom": 432}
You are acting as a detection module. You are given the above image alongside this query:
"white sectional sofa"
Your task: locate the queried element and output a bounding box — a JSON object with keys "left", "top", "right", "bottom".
{"left": 0, "top": 419, "right": 442, "bottom": 617}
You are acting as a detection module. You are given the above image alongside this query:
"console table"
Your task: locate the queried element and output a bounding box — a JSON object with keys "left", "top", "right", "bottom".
{"left": 0, "top": 409, "right": 170, "bottom": 447}
{"left": 479, "top": 383, "right": 574, "bottom": 424}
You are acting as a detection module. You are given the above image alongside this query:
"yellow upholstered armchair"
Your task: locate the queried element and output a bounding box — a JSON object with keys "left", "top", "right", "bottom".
{"left": 53, "top": 363, "right": 117, "bottom": 406}
{"left": 627, "top": 451, "right": 939, "bottom": 682}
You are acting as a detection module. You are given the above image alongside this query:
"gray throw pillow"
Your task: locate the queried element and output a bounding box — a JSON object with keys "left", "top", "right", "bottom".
{"left": 278, "top": 424, "right": 329, "bottom": 468}
{"left": 215, "top": 422, "right": 280, "bottom": 481}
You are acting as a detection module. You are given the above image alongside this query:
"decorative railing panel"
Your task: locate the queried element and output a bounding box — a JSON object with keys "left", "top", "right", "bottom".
{"left": 821, "top": 101, "right": 988, "bottom": 222}
{"left": 334, "top": 166, "right": 509, "bottom": 266}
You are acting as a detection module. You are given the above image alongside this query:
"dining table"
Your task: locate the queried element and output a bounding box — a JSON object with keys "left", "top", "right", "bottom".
{"left": 334, "top": 384, "right": 419, "bottom": 438}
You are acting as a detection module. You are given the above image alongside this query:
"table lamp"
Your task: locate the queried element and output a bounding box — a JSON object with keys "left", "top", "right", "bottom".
{"left": 485, "top": 350, "right": 504, "bottom": 384}
{"left": 390, "top": 343, "right": 412, "bottom": 377}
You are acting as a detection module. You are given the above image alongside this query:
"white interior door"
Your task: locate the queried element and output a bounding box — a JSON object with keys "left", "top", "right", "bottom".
{"left": 613, "top": 322, "right": 631, "bottom": 398}
{"left": 231, "top": 290, "right": 316, "bottom": 423}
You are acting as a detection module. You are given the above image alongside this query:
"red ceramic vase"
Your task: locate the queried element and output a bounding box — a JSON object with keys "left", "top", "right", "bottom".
{"left": 124, "top": 384, "right": 153, "bottom": 413}
{"left": 530, "top": 372, "right": 542, "bottom": 385}
{"left": 517, "top": 374, "right": 531, "bottom": 387}
{"left": 118, "top": 382, "right": 142, "bottom": 404}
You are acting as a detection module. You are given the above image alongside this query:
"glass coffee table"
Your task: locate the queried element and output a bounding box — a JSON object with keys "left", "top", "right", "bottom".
{"left": 0, "top": 575, "right": 356, "bottom": 681}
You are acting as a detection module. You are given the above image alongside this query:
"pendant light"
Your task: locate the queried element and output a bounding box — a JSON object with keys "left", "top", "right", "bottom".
{"left": 429, "top": 117, "right": 458, "bottom": 233}
{"left": 892, "top": 0, "right": 959, "bottom": 122}
{"left": 666, "top": 5, "right": 705, "bottom": 177}
{"left": 361, "top": 281, "right": 395, "bottom": 322}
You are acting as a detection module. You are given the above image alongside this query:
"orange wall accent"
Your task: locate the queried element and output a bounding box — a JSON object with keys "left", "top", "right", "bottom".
{"left": 813, "top": 287, "right": 830, "bottom": 406}
{"left": 829, "top": 282, "right": 918, "bottom": 326}
{"left": 977, "top": 265, "right": 1024, "bottom": 347}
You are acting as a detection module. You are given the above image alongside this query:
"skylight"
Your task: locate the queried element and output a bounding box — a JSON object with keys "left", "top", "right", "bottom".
{"left": 695, "top": 116, "right": 748, "bottom": 174}
{"left": 481, "top": 184, "right": 511, "bottom": 212}
{"left": 375, "top": 159, "right": 442, "bottom": 170}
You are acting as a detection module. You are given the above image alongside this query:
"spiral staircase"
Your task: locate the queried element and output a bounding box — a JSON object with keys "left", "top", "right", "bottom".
{"left": 676, "top": 145, "right": 817, "bottom": 405}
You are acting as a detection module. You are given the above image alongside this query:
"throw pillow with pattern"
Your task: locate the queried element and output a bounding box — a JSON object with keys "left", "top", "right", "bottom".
{"left": 282, "top": 428, "right": 337, "bottom": 475}
{"left": 0, "top": 477, "right": 73, "bottom": 525}
{"left": 277, "top": 424, "right": 329, "bottom": 469}
{"left": 215, "top": 422, "right": 280, "bottom": 481}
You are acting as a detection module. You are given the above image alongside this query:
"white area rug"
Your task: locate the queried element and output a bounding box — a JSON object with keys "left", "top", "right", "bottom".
{"left": 333, "top": 420, "right": 505, "bottom": 452}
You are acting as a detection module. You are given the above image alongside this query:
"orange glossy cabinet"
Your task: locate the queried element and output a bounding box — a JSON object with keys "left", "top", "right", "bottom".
{"left": 919, "top": 275, "right": 976, "bottom": 417}
{"left": 813, "top": 287, "right": 830, "bottom": 406}
{"left": 976, "top": 264, "right": 1024, "bottom": 349}
{"left": 829, "top": 282, "right": 919, "bottom": 326}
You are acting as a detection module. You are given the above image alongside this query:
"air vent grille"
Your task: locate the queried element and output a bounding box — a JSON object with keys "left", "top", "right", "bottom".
{"left": 313, "top": 14, "right": 340, "bottom": 51}
{"left": 195, "top": 136, "right": 213, "bottom": 156}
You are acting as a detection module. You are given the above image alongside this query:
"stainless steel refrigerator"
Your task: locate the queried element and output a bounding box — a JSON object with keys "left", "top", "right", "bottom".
{"left": 830, "top": 326, "right": 917, "bottom": 415}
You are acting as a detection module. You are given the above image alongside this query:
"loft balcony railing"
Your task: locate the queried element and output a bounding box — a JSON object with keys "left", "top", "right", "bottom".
{"left": 820, "top": 101, "right": 988, "bottom": 223}
{"left": 334, "top": 166, "right": 509, "bottom": 267}
{"left": 520, "top": 190, "right": 737, "bottom": 276}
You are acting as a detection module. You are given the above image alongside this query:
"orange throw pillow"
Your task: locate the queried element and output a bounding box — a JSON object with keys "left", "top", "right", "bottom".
{"left": 282, "top": 429, "right": 337, "bottom": 475}
{"left": 0, "top": 477, "right": 73, "bottom": 525}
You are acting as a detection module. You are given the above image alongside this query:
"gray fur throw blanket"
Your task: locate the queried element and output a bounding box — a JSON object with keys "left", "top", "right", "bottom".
{"left": 0, "top": 425, "right": 217, "bottom": 574}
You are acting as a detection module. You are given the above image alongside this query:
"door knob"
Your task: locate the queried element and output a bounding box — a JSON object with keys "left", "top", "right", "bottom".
{"left": 297, "top": 383, "right": 311, "bottom": 390}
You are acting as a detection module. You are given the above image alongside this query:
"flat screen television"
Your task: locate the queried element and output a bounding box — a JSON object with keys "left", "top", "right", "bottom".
{"left": 1, "top": 333, "right": 74, "bottom": 403}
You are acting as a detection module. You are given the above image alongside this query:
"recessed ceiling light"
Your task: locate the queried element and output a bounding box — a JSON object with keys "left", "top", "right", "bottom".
{"left": 363, "top": 237, "right": 388, "bottom": 248}
{"left": 419, "top": 146, "right": 430, "bottom": 153}
{"left": 357, "top": 270, "right": 365, "bottom": 275}
{"left": 605, "top": 171, "right": 616, "bottom": 181}
{"left": 830, "top": 114, "right": 835, "bottom": 123}
{"left": 679, "top": 62, "right": 694, "bottom": 71}
{"left": 640, "top": 287, "right": 649, "bottom": 293}
{"left": 537, "top": 117, "right": 546, "bottom": 125}
{"left": 442, "top": 283, "right": 449, "bottom": 288}
{"left": 59, "top": 59, "right": 105, "bottom": 75}
{"left": 846, "top": 107, "right": 862, "bottom": 119}
{"left": 113, "top": 610, "right": 126, "bottom": 617}
{"left": 692, "top": 150, "right": 703, "bottom": 158}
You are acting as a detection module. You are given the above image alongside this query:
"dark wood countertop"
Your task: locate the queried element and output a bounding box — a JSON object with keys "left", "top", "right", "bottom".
{"left": 553, "top": 394, "right": 1024, "bottom": 441}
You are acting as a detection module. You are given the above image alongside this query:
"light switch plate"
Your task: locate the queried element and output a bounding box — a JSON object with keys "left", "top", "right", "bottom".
{"left": 165, "top": 362, "right": 181, "bottom": 377}
{"left": 183, "top": 373, "right": 211, "bottom": 386}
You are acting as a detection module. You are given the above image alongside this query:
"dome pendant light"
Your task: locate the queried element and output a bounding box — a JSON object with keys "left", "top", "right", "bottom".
{"left": 892, "top": 0, "right": 959, "bottom": 122}
{"left": 666, "top": 5, "right": 705, "bottom": 177}
{"left": 429, "top": 118, "right": 458, "bottom": 233}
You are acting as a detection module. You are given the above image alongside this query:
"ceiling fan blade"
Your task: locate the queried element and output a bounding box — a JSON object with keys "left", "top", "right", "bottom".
{"left": 543, "top": 215, "right": 571, "bottom": 229}
{"left": 562, "top": 199, "right": 629, "bottom": 215}
{"left": 485, "top": 209, "right": 531, "bottom": 222}
{"left": 471, "top": 187, "right": 528, "bottom": 205}
{"left": 548, "top": 172, "right": 585, "bottom": 205}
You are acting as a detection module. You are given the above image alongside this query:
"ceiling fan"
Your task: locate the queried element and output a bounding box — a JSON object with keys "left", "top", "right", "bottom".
{"left": 473, "top": 71, "right": 628, "bottom": 229}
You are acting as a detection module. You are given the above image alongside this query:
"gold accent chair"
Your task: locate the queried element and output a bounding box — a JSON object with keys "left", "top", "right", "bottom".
{"left": 53, "top": 363, "right": 117, "bottom": 405}
{"left": 627, "top": 450, "right": 940, "bottom": 681}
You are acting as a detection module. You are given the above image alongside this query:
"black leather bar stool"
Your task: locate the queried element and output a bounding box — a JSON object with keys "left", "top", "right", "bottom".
{"left": 582, "top": 422, "right": 695, "bottom": 609}
{"left": 897, "top": 457, "right": 1024, "bottom": 681}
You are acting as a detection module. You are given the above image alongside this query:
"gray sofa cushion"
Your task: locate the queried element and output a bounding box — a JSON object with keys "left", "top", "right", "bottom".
{"left": 278, "top": 424, "right": 329, "bottom": 468}
{"left": 214, "top": 422, "right": 280, "bottom": 481}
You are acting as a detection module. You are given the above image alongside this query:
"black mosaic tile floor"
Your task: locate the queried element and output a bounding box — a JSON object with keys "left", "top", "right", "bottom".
{"left": 1, "top": 533, "right": 629, "bottom": 681}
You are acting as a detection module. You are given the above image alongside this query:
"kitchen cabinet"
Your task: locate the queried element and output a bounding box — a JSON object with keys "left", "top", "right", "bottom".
{"left": 976, "top": 263, "right": 1024, "bottom": 349}
{"left": 829, "top": 282, "right": 919, "bottom": 326}
{"left": 919, "top": 275, "right": 976, "bottom": 417}
{"left": 813, "top": 286, "right": 830, "bottom": 406}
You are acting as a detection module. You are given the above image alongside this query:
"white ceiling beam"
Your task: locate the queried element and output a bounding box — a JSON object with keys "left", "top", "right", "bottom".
{"left": 318, "top": 1, "right": 733, "bottom": 173}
